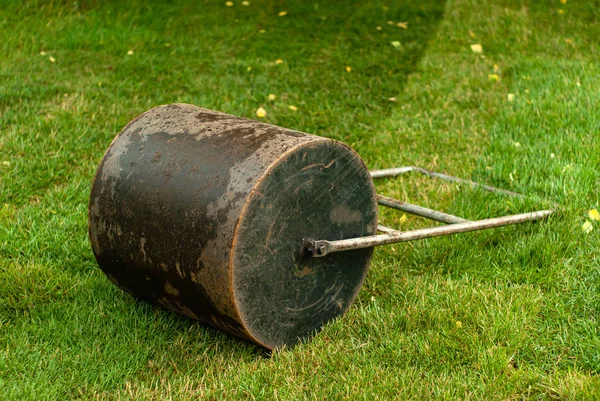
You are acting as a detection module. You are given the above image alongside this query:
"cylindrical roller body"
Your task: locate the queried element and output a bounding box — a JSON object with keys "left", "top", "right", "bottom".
{"left": 89, "top": 104, "right": 378, "bottom": 349}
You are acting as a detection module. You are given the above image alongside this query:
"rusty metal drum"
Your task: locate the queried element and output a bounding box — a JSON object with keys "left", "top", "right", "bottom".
{"left": 89, "top": 104, "right": 378, "bottom": 349}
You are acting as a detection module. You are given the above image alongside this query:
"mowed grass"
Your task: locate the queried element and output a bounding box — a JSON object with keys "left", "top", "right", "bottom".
{"left": 0, "top": 0, "right": 599, "bottom": 399}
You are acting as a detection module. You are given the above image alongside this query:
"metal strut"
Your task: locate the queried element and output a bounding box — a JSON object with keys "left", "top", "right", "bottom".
{"left": 308, "top": 166, "right": 554, "bottom": 258}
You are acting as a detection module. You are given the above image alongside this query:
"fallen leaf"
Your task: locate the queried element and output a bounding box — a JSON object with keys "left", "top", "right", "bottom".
{"left": 560, "top": 0, "right": 567, "bottom": 3}
{"left": 241, "top": 1, "right": 250, "bottom": 5}
{"left": 267, "top": 94, "right": 276, "bottom": 101}
{"left": 376, "top": 26, "right": 382, "bottom": 31}
{"left": 468, "top": 30, "right": 476, "bottom": 38}
{"left": 256, "top": 107, "right": 267, "bottom": 118}
{"left": 165, "top": 43, "right": 171, "bottom": 47}
{"left": 589, "top": 209, "right": 600, "bottom": 221}
{"left": 550, "top": 153, "right": 555, "bottom": 159}
{"left": 49, "top": 56, "right": 56, "bottom": 62}
{"left": 397, "top": 22, "right": 408, "bottom": 29}
{"left": 391, "top": 41, "right": 401, "bottom": 49}
{"left": 488, "top": 74, "right": 499, "bottom": 81}
{"left": 565, "top": 38, "right": 573, "bottom": 44}
{"left": 455, "top": 321, "right": 463, "bottom": 329}
{"left": 1, "top": 161, "right": 10, "bottom": 166}
{"left": 470, "top": 43, "right": 483, "bottom": 53}
{"left": 513, "top": 141, "right": 521, "bottom": 147}
{"left": 582, "top": 220, "right": 593, "bottom": 233}
{"left": 40, "top": 51, "right": 47, "bottom": 56}
{"left": 127, "top": 50, "right": 134, "bottom": 55}
{"left": 507, "top": 93, "right": 515, "bottom": 102}
{"left": 278, "top": 11, "right": 287, "bottom": 16}
{"left": 345, "top": 66, "right": 352, "bottom": 72}
{"left": 225, "top": 1, "right": 233, "bottom": 6}
{"left": 259, "top": 29, "right": 266, "bottom": 33}
{"left": 275, "top": 59, "right": 283, "bottom": 64}
{"left": 558, "top": 9, "right": 564, "bottom": 14}
{"left": 288, "top": 105, "right": 298, "bottom": 111}
{"left": 387, "top": 21, "right": 394, "bottom": 25}
{"left": 494, "top": 64, "right": 499, "bottom": 73}
{"left": 388, "top": 97, "right": 397, "bottom": 102}
{"left": 399, "top": 214, "right": 407, "bottom": 223}
{"left": 247, "top": 66, "right": 252, "bottom": 71}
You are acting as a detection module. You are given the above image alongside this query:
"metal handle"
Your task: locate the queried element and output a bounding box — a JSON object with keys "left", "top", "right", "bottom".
{"left": 308, "top": 210, "right": 553, "bottom": 257}
{"left": 306, "top": 166, "right": 554, "bottom": 257}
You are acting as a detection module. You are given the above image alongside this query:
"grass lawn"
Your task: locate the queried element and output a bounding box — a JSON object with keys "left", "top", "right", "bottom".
{"left": 1, "top": 0, "right": 599, "bottom": 399}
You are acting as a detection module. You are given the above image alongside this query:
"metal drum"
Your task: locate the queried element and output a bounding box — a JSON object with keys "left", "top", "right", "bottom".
{"left": 89, "top": 104, "right": 378, "bottom": 349}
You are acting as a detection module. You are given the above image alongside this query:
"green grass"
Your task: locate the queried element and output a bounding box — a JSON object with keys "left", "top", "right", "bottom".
{"left": 1, "top": 0, "right": 599, "bottom": 399}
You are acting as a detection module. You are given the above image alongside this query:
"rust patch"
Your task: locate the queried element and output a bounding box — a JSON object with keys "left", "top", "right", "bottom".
{"left": 301, "top": 159, "right": 336, "bottom": 171}
{"left": 294, "top": 265, "right": 313, "bottom": 278}
{"left": 164, "top": 282, "right": 180, "bottom": 296}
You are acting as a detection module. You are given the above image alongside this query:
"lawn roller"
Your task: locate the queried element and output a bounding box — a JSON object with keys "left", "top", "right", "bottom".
{"left": 88, "top": 104, "right": 553, "bottom": 349}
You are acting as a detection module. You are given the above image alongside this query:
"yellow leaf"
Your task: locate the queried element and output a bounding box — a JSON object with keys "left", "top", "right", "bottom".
{"left": 558, "top": 9, "right": 564, "bottom": 14}
{"left": 588, "top": 209, "right": 600, "bottom": 221}
{"left": 49, "top": 56, "right": 56, "bottom": 63}
{"left": 225, "top": 1, "right": 233, "bottom": 6}
{"left": 275, "top": 59, "right": 283, "bottom": 64}
{"left": 455, "top": 321, "right": 463, "bottom": 329}
{"left": 582, "top": 220, "right": 593, "bottom": 233}
{"left": 127, "top": 50, "right": 134, "bottom": 55}
{"left": 267, "top": 94, "right": 276, "bottom": 101}
{"left": 376, "top": 26, "right": 382, "bottom": 31}
{"left": 259, "top": 29, "right": 266, "bottom": 33}
{"left": 468, "top": 30, "right": 476, "bottom": 38}
{"left": 278, "top": 11, "right": 287, "bottom": 16}
{"left": 388, "top": 97, "right": 397, "bottom": 102}
{"left": 399, "top": 214, "right": 407, "bottom": 223}
{"left": 397, "top": 22, "right": 408, "bottom": 29}
{"left": 488, "top": 74, "right": 499, "bottom": 81}
{"left": 391, "top": 41, "right": 401, "bottom": 49}
{"left": 40, "top": 51, "right": 47, "bottom": 56}
{"left": 507, "top": 93, "right": 515, "bottom": 102}
{"left": 256, "top": 107, "right": 266, "bottom": 118}
{"left": 247, "top": 66, "right": 252, "bottom": 71}
{"left": 494, "top": 64, "right": 499, "bottom": 73}
{"left": 470, "top": 43, "right": 483, "bottom": 53}
{"left": 387, "top": 21, "right": 394, "bottom": 25}
{"left": 241, "top": 1, "right": 249, "bottom": 5}
{"left": 560, "top": 0, "right": 567, "bottom": 3}
{"left": 345, "top": 66, "right": 352, "bottom": 72}
{"left": 288, "top": 105, "right": 298, "bottom": 111}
